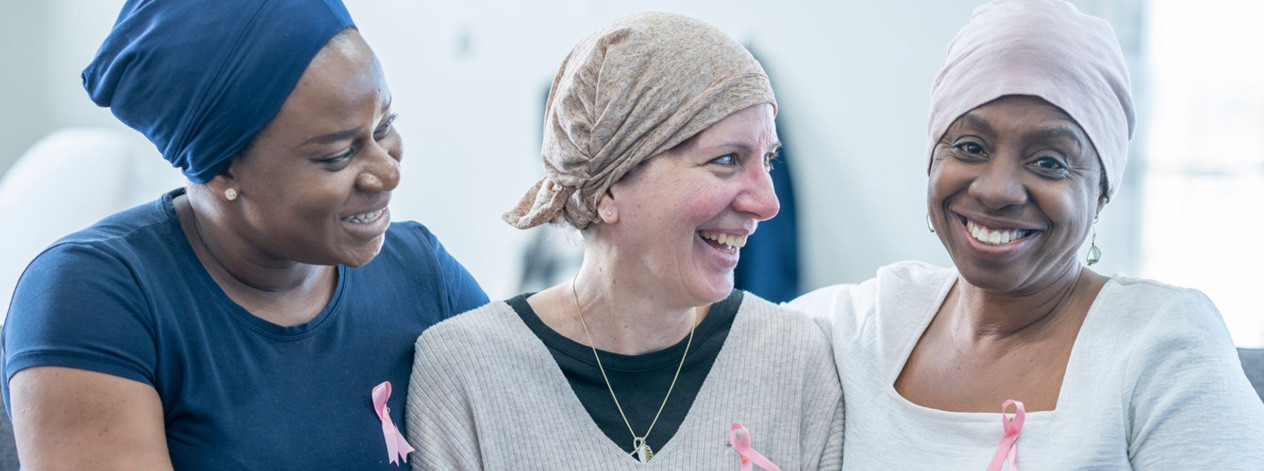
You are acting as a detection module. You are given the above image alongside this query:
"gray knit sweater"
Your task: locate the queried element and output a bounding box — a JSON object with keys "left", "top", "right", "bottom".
{"left": 405, "top": 293, "right": 843, "bottom": 470}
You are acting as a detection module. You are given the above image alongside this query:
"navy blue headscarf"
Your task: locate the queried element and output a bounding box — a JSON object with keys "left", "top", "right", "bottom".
{"left": 83, "top": 0, "right": 356, "bottom": 183}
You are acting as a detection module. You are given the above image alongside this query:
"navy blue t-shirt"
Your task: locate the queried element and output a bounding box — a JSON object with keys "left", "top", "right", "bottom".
{"left": 1, "top": 189, "right": 488, "bottom": 469}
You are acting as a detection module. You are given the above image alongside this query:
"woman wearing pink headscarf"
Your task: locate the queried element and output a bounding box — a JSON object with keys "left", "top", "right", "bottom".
{"left": 790, "top": 0, "right": 1264, "bottom": 469}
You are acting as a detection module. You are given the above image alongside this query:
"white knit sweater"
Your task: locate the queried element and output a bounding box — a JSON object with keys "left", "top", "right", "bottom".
{"left": 789, "top": 261, "right": 1264, "bottom": 470}
{"left": 405, "top": 293, "right": 843, "bottom": 470}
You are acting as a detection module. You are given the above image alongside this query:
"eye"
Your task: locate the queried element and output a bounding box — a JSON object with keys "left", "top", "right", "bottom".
{"left": 710, "top": 154, "right": 737, "bottom": 166}
{"left": 953, "top": 140, "right": 985, "bottom": 156}
{"left": 315, "top": 147, "right": 355, "bottom": 166}
{"left": 763, "top": 149, "right": 781, "bottom": 171}
{"left": 1031, "top": 155, "right": 1069, "bottom": 172}
{"left": 374, "top": 113, "right": 398, "bottom": 140}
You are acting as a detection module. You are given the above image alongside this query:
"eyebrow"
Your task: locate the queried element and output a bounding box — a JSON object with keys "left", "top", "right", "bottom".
{"left": 300, "top": 97, "right": 394, "bottom": 147}
{"left": 303, "top": 127, "right": 362, "bottom": 146}
{"left": 701, "top": 139, "right": 783, "bottom": 155}
{"left": 956, "top": 113, "right": 995, "bottom": 135}
{"left": 1026, "top": 127, "right": 1083, "bottom": 144}
{"left": 956, "top": 113, "right": 1085, "bottom": 146}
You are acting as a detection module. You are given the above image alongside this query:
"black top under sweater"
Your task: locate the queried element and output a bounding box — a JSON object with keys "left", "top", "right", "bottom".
{"left": 507, "top": 290, "right": 741, "bottom": 457}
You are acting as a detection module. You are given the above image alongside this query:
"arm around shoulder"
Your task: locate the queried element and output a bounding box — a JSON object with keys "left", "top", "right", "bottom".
{"left": 405, "top": 326, "right": 484, "bottom": 471}
{"left": 796, "top": 313, "right": 844, "bottom": 470}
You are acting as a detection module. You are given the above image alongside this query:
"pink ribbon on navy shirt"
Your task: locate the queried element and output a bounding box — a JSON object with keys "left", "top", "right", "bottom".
{"left": 372, "top": 381, "right": 415, "bottom": 465}
{"left": 730, "top": 423, "right": 782, "bottom": 471}
{"left": 985, "top": 399, "right": 1025, "bottom": 471}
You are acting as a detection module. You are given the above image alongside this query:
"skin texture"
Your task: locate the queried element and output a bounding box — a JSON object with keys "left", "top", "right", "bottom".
{"left": 528, "top": 104, "right": 781, "bottom": 355}
{"left": 895, "top": 95, "right": 1111, "bottom": 412}
{"left": 9, "top": 30, "right": 397, "bottom": 470}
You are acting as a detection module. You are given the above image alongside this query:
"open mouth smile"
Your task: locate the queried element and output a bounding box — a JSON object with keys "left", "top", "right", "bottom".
{"left": 959, "top": 215, "right": 1039, "bottom": 246}
{"left": 342, "top": 208, "right": 386, "bottom": 224}
{"left": 698, "top": 230, "right": 748, "bottom": 254}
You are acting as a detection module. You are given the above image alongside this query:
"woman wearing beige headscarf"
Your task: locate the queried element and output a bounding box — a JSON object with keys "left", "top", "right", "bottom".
{"left": 404, "top": 12, "right": 842, "bottom": 470}
{"left": 789, "top": 0, "right": 1264, "bottom": 469}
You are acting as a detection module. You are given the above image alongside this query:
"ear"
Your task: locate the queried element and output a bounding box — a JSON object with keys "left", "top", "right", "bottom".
{"left": 205, "top": 164, "right": 239, "bottom": 202}
{"left": 595, "top": 189, "right": 618, "bottom": 224}
{"left": 1096, "top": 194, "right": 1109, "bottom": 216}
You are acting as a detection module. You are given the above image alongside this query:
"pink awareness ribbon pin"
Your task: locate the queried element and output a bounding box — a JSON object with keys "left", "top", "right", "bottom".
{"left": 729, "top": 423, "right": 782, "bottom": 471}
{"left": 985, "top": 399, "right": 1025, "bottom": 471}
{"left": 372, "top": 381, "right": 415, "bottom": 465}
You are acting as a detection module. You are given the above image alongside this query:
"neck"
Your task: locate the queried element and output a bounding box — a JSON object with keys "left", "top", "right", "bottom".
{"left": 568, "top": 260, "right": 702, "bottom": 356}
{"left": 949, "top": 263, "right": 1089, "bottom": 342}
{"left": 177, "top": 190, "right": 333, "bottom": 304}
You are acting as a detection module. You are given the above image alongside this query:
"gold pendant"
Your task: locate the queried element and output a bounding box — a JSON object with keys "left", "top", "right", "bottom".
{"left": 633, "top": 438, "right": 654, "bottom": 462}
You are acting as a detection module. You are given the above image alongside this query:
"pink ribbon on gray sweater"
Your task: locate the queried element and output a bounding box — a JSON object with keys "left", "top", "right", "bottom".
{"left": 729, "top": 423, "right": 782, "bottom": 471}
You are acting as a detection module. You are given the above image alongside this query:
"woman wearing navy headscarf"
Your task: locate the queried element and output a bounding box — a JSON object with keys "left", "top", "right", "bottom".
{"left": 1, "top": 0, "right": 487, "bottom": 469}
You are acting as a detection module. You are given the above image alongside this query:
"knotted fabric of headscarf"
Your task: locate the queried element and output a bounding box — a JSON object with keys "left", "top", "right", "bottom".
{"left": 503, "top": 12, "right": 777, "bottom": 230}
{"left": 82, "top": 0, "right": 356, "bottom": 183}
{"left": 927, "top": 0, "right": 1135, "bottom": 199}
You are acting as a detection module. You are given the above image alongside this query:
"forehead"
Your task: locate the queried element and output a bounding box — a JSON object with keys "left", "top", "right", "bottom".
{"left": 691, "top": 104, "right": 777, "bottom": 148}
{"left": 272, "top": 31, "right": 389, "bottom": 132}
{"left": 952, "top": 96, "right": 1086, "bottom": 142}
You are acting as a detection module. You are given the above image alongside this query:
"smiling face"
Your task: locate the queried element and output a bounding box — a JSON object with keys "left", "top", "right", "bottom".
{"left": 594, "top": 103, "right": 781, "bottom": 307}
{"left": 212, "top": 29, "right": 400, "bottom": 268}
{"left": 928, "top": 95, "right": 1107, "bottom": 294}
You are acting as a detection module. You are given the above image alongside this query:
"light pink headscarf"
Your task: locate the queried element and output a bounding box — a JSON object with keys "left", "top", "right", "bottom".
{"left": 927, "top": 0, "right": 1135, "bottom": 199}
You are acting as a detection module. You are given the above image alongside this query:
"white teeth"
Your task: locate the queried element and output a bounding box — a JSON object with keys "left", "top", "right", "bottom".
{"left": 964, "top": 219, "right": 1032, "bottom": 246}
{"left": 344, "top": 208, "right": 385, "bottom": 224}
{"left": 699, "top": 231, "right": 747, "bottom": 251}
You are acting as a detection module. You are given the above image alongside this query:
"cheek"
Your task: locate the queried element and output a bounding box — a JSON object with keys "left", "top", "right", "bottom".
{"left": 928, "top": 162, "right": 968, "bottom": 205}
{"left": 676, "top": 185, "right": 732, "bottom": 225}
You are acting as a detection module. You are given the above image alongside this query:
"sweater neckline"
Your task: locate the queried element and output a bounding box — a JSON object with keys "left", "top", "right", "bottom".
{"left": 886, "top": 267, "right": 1122, "bottom": 420}
{"left": 501, "top": 292, "right": 756, "bottom": 465}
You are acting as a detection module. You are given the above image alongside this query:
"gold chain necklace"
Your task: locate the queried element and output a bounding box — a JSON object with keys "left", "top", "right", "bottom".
{"left": 570, "top": 277, "right": 696, "bottom": 463}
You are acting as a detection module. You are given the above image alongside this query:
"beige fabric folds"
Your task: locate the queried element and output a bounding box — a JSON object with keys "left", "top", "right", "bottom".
{"left": 504, "top": 12, "right": 776, "bottom": 230}
{"left": 928, "top": 0, "right": 1135, "bottom": 199}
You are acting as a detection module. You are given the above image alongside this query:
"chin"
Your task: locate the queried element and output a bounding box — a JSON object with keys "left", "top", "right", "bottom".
{"left": 689, "top": 273, "right": 734, "bottom": 305}
{"left": 338, "top": 238, "right": 386, "bottom": 267}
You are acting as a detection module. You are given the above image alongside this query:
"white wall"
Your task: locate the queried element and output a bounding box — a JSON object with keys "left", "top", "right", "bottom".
{"left": 0, "top": 0, "right": 1143, "bottom": 305}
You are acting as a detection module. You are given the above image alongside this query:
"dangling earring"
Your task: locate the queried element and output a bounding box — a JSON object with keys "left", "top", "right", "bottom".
{"left": 1086, "top": 218, "right": 1101, "bottom": 266}
{"left": 926, "top": 212, "right": 935, "bottom": 233}
{"left": 224, "top": 188, "right": 238, "bottom": 201}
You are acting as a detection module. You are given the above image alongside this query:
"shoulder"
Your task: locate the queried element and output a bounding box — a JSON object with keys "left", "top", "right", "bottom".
{"left": 737, "top": 293, "right": 833, "bottom": 360}
{"left": 18, "top": 196, "right": 177, "bottom": 291}
{"left": 379, "top": 221, "right": 441, "bottom": 257}
{"left": 1096, "top": 275, "right": 1224, "bottom": 343}
{"left": 786, "top": 261, "right": 954, "bottom": 340}
{"left": 414, "top": 302, "right": 522, "bottom": 358}
{"left": 1092, "top": 276, "right": 1247, "bottom": 397}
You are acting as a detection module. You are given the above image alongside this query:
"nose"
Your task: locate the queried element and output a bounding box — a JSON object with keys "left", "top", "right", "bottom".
{"left": 736, "top": 165, "right": 780, "bottom": 221}
{"left": 968, "top": 157, "right": 1027, "bottom": 209}
{"left": 356, "top": 143, "right": 401, "bottom": 193}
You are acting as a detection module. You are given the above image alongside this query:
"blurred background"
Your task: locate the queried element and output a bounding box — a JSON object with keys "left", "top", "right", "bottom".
{"left": 0, "top": 0, "right": 1260, "bottom": 346}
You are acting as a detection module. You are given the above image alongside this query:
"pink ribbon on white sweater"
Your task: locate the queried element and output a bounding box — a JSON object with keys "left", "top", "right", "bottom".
{"left": 729, "top": 423, "right": 782, "bottom": 471}
{"left": 372, "top": 381, "right": 415, "bottom": 465}
{"left": 985, "top": 399, "right": 1025, "bottom": 471}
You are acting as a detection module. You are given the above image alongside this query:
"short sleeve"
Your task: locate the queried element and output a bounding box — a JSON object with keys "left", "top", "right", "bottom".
{"left": 1126, "top": 289, "right": 1264, "bottom": 469}
{"left": 2, "top": 243, "right": 159, "bottom": 411}
{"left": 412, "top": 225, "right": 488, "bottom": 316}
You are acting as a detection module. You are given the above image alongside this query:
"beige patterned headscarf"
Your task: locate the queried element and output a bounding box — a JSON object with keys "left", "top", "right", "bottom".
{"left": 503, "top": 12, "right": 776, "bottom": 230}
